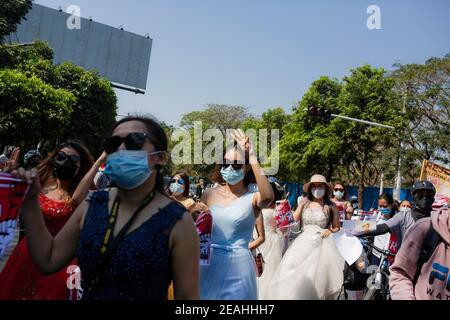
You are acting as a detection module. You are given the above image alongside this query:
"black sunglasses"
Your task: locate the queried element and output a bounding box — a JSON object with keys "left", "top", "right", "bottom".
{"left": 104, "top": 132, "right": 151, "bottom": 154}
{"left": 54, "top": 151, "right": 80, "bottom": 164}
{"left": 170, "top": 178, "right": 185, "bottom": 185}
{"left": 222, "top": 163, "right": 244, "bottom": 170}
{"left": 334, "top": 188, "right": 344, "bottom": 192}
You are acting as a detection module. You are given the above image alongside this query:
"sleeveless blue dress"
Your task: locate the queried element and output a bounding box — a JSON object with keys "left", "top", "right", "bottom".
{"left": 200, "top": 191, "right": 257, "bottom": 300}
{"left": 76, "top": 190, "right": 185, "bottom": 300}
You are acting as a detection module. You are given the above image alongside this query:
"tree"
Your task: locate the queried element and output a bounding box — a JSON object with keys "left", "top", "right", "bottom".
{"left": 52, "top": 62, "right": 117, "bottom": 155}
{"left": 0, "top": 0, "right": 32, "bottom": 42}
{"left": 180, "top": 104, "right": 252, "bottom": 134}
{"left": 279, "top": 76, "right": 343, "bottom": 182}
{"left": 0, "top": 69, "right": 75, "bottom": 148}
{"left": 391, "top": 54, "right": 450, "bottom": 183}
{"left": 336, "top": 65, "right": 403, "bottom": 207}
{"left": 0, "top": 41, "right": 118, "bottom": 155}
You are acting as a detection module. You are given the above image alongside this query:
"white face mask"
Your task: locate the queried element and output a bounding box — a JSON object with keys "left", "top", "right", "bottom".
{"left": 399, "top": 207, "right": 411, "bottom": 214}
{"left": 333, "top": 191, "right": 344, "bottom": 199}
{"left": 312, "top": 187, "right": 326, "bottom": 199}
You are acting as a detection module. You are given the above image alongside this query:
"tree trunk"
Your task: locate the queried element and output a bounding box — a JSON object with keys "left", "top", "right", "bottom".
{"left": 326, "top": 163, "right": 334, "bottom": 182}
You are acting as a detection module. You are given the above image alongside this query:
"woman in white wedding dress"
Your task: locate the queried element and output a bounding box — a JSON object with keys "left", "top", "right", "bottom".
{"left": 265, "top": 174, "right": 345, "bottom": 300}
{"left": 254, "top": 180, "right": 288, "bottom": 299}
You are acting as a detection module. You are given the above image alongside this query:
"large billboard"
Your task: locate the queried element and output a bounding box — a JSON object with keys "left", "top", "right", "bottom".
{"left": 10, "top": 4, "right": 152, "bottom": 90}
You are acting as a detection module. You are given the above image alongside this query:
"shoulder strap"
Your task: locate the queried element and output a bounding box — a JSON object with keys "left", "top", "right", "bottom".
{"left": 414, "top": 221, "right": 442, "bottom": 283}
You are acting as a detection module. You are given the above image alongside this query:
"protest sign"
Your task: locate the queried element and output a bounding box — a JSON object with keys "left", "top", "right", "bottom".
{"left": 0, "top": 173, "right": 29, "bottom": 258}
{"left": 275, "top": 199, "right": 296, "bottom": 229}
{"left": 195, "top": 210, "right": 213, "bottom": 265}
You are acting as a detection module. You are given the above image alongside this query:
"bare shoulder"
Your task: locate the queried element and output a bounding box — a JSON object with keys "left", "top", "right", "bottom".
{"left": 201, "top": 186, "right": 222, "bottom": 204}
{"left": 170, "top": 211, "right": 197, "bottom": 247}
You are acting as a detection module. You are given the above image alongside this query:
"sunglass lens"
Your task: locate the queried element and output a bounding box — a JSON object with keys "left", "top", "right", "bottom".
{"left": 104, "top": 136, "right": 123, "bottom": 154}
{"left": 56, "top": 152, "right": 67, "bottom": 161}
{"left": 125, "top": 133, "right": 146, "bottom": 150}
{"left": 69, "top": 155, "right": 80, "bottom": 163}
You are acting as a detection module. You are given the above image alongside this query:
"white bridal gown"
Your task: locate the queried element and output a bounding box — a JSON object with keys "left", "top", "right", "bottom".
{"left": 265, "top": 207, "right": 345, "bottom": 300}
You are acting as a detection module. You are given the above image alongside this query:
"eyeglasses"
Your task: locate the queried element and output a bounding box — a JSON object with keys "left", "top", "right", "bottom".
{"left": 54, "top": 151, "right": 80, "bottom": 164}
{"left": 104, "top": 132, "right": 151, "bottom": 154}
{"left": 170, "top": 178, "right": 185, "bottom": 185}
{"left": 334, "top": 188, "right": 344, "bottom": 192}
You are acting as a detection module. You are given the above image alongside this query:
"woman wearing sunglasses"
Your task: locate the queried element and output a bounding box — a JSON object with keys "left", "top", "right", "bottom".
{"left": 0, "top": 141, "right": 101, "bottom": 300}
{"left": 199, "top": 129, "right": 274, "bottom": 300}
{"left": 12, "top": 116, "right": 200, "bottom": 300}
{"left": 168, "top": 171, "right": 195, "bottom": 211}
{"left": 331, "top": 182, "right": 353, "bottom": 224}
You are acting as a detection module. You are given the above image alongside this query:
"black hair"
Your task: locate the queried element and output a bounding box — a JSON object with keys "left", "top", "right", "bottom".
{"left": 378, "top": 193, "right": 395, "bottom": 216}
{"left": 270, "top": 182, "right": 285, "bottom": 205}
{"left": 210, "top": 146, "right": 256, "bottom": 187}
{"left": 111, "top": 115, "right": 168, "bottom": 194}
{"left": 171, "top": 170, "right": 191, "bottom": 198}
{"left": 37, "top": 141, "right": 94, "bottom": 196}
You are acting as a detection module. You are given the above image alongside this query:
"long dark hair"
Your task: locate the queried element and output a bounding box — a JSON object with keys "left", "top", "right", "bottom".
{"left": 378, "top": 193, "right": 395, "bottom": 215}
{"left": 37, "top": 141, "right": 94, "bottom": 196}
{"left": 110, "top": 115, "right": 168, "bottom": 194}
{"left": 332, "top": 182, "right": 348, "bottom": 201}
{"left": 170, "top": 170, "right": 190, "bottom": 198}
{"left": 303, "top": 183, "right": 335, "bottom": 225}
{"left": 210, "top": 146, "right": 256, "bottom": 187}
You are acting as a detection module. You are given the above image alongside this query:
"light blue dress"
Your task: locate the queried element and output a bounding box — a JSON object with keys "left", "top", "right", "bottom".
{"left": 200, "top": 191, "right": 257, "bottom": 300}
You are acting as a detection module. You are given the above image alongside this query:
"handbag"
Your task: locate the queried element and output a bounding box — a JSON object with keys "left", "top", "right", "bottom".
{"left": 254, "top": 227, "right": 265, "bottom": 277}
{"left": 254, "top": 248, "right": 265, "bottom": 277}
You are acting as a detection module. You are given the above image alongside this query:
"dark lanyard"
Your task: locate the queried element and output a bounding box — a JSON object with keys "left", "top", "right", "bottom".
{"left": 88, "top": 190, "right": 156, "bottom": 295}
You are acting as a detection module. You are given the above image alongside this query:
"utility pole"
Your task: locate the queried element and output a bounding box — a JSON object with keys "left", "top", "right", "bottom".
{"left": 393, "top": 87, "right": 408, "bottom": 201}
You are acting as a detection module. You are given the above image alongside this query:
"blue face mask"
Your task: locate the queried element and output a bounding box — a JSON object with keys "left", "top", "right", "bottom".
{"left": 220, "top": 165, "right": 245, "bottom": 185}
{"left": 170, "top": 182, "right": 184, "bottom": 196}
{"left": 104, "top": 150, "right": 159, "bottom": 190}
{"left": 379, "top": 208, "right": 391, "bottom": 216}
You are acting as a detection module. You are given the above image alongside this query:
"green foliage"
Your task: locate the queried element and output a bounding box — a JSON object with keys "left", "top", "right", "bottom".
{"left": 392, "top": 54, "right": 450, "bottom": 181}
{"left": 0, "top": 41, "right": 117, "bottom": 155}
{"left": 0, "top": 69, "right": 75, "bottom": 147}
{"left": 279, "top": 76, "right": 343, "bottom": 181}
{"left": 0, "top": 0, "right": 32, "bottom": 41}
{"left": 52, "top": 62, "right": 117, "bottom": 155}
{"left": 180, "top": 103, "right": 252, "bottom": 134}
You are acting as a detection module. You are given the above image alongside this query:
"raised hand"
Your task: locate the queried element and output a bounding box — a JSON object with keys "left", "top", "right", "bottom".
{"left": 230, "top": 129, "right": 255, "bottom": 157}
{"left": 4, "top": 148, "right": 20, "bottom": 172}
{"left": 10, "top": 168, "right": 42, "bottom": 202}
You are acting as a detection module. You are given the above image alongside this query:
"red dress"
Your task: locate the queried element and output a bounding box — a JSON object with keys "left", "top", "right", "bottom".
{"left": 0, "top": 194, "right": 78, "bottom": 300}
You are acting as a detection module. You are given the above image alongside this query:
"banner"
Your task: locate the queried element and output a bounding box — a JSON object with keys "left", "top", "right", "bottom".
{"left": 420, "top": 160, "right": 450, "bottom": 208}
{"left": 0, "top": 173, "right": 29, "bottom": 258}
{"left": 275, "top": 199, "right": 296, "bottom": 229}
{"left": 195, "top": 210, "right": 213, "bottom": 266}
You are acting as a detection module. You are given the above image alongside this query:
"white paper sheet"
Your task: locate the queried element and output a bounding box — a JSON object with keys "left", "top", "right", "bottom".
{"left": 332, "top": 231, "right": 363, "bottom": 265}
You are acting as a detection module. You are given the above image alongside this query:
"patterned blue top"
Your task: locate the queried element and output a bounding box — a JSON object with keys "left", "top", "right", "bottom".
{"left": 77, "top": 190, "right": 185, "bottom": 300}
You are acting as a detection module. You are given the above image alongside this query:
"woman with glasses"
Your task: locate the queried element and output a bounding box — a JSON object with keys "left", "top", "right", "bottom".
{"left": 10, "top": 116, "right": 200, "bottom": 300}
{"left": 0, "top": 141, "right": 98, "bottom": 300}
{"left": 168, "top": 171, "right": 195, "bottom": 212}
{"left": 199, "top": 129, "right": 274, "bottom": 300}
{"left": 331, "top": 183, "right": 353, "bottom": 225}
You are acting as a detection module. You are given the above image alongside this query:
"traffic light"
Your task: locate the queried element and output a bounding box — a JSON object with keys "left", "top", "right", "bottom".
{"left": 307, "top": 106, "right": 332, "bottom": 122}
